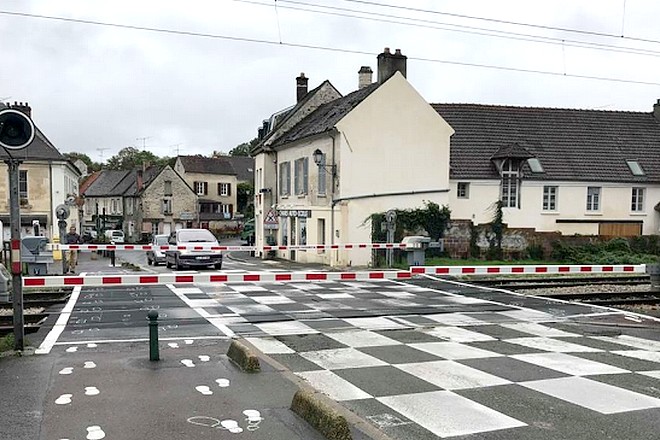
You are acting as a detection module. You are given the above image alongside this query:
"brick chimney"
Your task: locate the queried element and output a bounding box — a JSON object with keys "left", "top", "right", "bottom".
{"left": 10, "top": 101, "right": 32, "bottom": 118}
{"left": 358, "top": 66, "right": 373, "bottom": 89}
{"left": 137, "top": 169, "right": 143, "bottom": 192}
{"left": 296, "top": 73, "right": 308, "bottom": 102}
{"left": 377, "top": 48, "right": 407, "bottom": 83}
{"left": 654, "top": 99, "right": 660, "bottom": 122}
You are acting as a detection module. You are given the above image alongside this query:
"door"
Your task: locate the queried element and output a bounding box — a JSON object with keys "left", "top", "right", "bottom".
{"left": 598, "top": 222, "right": 642, "bottom": 237}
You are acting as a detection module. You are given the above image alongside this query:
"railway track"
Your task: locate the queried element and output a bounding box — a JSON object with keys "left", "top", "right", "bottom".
{"left": 467, "top": 274, "right": 650, "bottom": 290}
{"left": 0, "top": 288, "right": 71, "bottom": 337}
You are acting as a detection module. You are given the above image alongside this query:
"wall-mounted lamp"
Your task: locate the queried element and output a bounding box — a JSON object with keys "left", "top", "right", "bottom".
{"left": 312, "top": 148, "right": 337, "bottom": 178}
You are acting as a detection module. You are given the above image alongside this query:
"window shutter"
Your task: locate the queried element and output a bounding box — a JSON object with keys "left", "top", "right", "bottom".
{"left": 229, "top": 204, "right": 233, "bottom": 217}
{"left": 204, "top": 182, "right": 208, "bottom": 195}
{"left": 217, "top": 183, "right": 222, "bottom": 195}
{"left": 303, "top": 158, "right": 308, "bottom": 194}
{"left": 227, "top": 184, "right": 231, "bottom": 196}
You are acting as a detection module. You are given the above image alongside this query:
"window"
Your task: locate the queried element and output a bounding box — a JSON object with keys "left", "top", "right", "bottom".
{"left": 194, "top": 181, "right": 208, "bottom": 195}
{"left": 164, "top": 180, "right": 172, "bottom": 196}
{"left": 317, "top": 154, "right": 327, "bottom": 195}
{"left": 111, "top": 198, "right": 119, "bottom": 214}
{"left": 626, "top": 160, "right": 645, "bottom": 176}
{"left": 294, "top": 158, "right": 309, "bottom": 195}
{"left": 299, "top": 217, "right": 307, "bottom": 245}
{"left": 527, "top": 158, "right": 544, "bottom": 173}
{"left": 457, "top": 182, "right": 469, "bottom": 199}
{"left": 279, "top": 162, "right": 291, "bottom": 196}
{"left": 632, "top": 187, "right": 645, "bottom": 212}
{"left": 221, "top": 204, "right": 233, "bottom": 218}
{"left": 218, "top": 182, "right": 231, "bottom": 196}
{"left": 19, "top": 170, "right": 28, "bottom": 199}
{"left": 586, "top": 187, "right": 601, "bottom": 211}
{"left": 162, "top": 199, "right": 172, "bottom": 215}
{"left": 543, "top": 186, "right": 558, "bottom": 211}
{"left": 501, "top": 160, "right": 519, "bottom": 208}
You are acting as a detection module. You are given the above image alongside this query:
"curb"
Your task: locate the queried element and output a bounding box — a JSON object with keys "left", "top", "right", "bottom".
{"left": 291, "top": 389, "right": 352, "bottom": 440}
{"left": 226, "top": 339, "right": 261, "bottom": 372}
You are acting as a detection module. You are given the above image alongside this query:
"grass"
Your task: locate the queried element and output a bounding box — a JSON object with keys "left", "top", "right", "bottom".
{"left": 0, "top": 333, "right": 15, "bottom": 353}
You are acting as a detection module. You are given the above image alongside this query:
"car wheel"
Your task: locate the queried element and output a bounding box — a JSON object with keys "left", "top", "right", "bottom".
{"left": 166, "top": 259, "right": 172, "bottom": 269}
{"left": 175, "top": 257, "right": 184, "bottom": 271}
{"left": 147, "top": 257, "right": 153, "bottom": 266}
{"left": 214, "top": 263, "right": 222, "bottom": 270}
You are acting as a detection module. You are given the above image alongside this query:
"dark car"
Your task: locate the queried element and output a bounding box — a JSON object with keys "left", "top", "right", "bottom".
{"left": 165, "top": 228, "right": 223, "bottom": 270}
{"left": 146, "top": 234, "right": 169, "bottom": 266}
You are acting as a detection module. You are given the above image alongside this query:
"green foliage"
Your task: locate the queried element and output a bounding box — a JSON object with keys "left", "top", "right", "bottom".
{"left": 551, "top": 238, "right": 660, "bottom": 264}
{"left": 526, "top": 243, "right": 545, "bottom": 260}
{"left": 0, "top": 333, "right": 14, "bottom": 352}
{"left": 369, "top": 201, "right": 451, "bottom": 242}
{"left": 469, "top": 223, "right": 480, "bottom": 258}
{"left": 106, "top": 147, "right": 169, "bottom": 170}
{"left": 237, "top": 181, "right": 254, "bottom": 215}
{"left": 64, "top": 152, "right": 102, "bottom": 172}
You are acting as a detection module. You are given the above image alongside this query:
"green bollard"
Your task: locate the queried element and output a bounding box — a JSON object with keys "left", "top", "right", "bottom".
{"left": 148, "top": 310, "right": 160, "bottom": 361}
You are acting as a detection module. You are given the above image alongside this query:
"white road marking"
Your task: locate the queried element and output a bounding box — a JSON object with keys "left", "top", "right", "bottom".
{"left": 55, "top": 394, "right": 73, "bottom": 405}
{"left": 325, "top": 330, "right": 402, "bottom": 348}
{"left": 396, "top": 361, "right": 511, "bottom": 390}
{"left": 36, "top": 282, "right": 84, "bottom": 354}
{"left": 85, "top": 387, "right": 100, "bottom": 396}
{"left": 256, "top": 321, "right": 318, "bottom": 336}
{"left": 295, "top": 370, "right": 372, "bottom": 401}
{"left": 500, "top": 322, "right": 581, "bottom": 338}
{"left": 521, "top": 377, "right": 660, "bottom": 414}
{"left": 378, "top": 391, "right": 526, "bottom": 438}
{"left": 505, "top": 337, "right": 602, "bottom": 353}
{"left": 612, "top": 350, "right": 660, "bottom": 363}
{"left": 216, "top": 378, "right": 230, "bottom": 387}
{"left": 166, "top": 284, "right": 235, "bottom": 337}
{"left": 593, "top": 335, "right": 660, "bottom": 352}
{"left": 421, "top": 326, "right": 496, "bottom": 343}
{"left": 409, "top": 342, "right": 502, "bottom": 360}
{"left": 244, "top": 337, "right": 295, "bottom": 354}
{"left": 300, "top": 348, "right": 388, "bottom": 370}
{"left": 425, "top": 313, "right": 487, "bottom": 326}
{"left": 343, "top": 317, "right": 407, "bottom": 331}
{"left": 86, "top": 425, "right": 106, "bottom": 439}
{"left": 511, "top": 352, "right": 629, "bottom": 376}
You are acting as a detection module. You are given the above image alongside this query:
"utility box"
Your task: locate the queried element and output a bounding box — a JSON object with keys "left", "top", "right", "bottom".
{"left": 0, "top": 263, "right": 10, "bottom": 303}
{"left": 401, "top": 236, "right": 431, "bottom": 266}
{"left": 21, "top": 236, "right": 53, "bottom": 276}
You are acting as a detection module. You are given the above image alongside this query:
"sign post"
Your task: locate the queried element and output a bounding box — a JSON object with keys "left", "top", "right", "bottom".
{"left": 0, "top": 108, "right": 35, "bottom": 351}
{"left": 385, "top": 210, "right": 397, "bottom": 268}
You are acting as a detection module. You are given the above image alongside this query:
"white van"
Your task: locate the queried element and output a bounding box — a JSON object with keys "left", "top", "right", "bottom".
{"left": 104, "top": 229, "right": 125, "bottom": 243}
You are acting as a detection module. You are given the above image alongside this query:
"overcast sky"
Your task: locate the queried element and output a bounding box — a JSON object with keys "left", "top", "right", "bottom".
{"left": 2, "top": 0, "right": 660, "bottom": 162}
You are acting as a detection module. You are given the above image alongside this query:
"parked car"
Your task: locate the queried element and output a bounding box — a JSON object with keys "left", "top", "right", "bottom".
{"left": 146, "top": 234, "right": 169, "bottom": 266}
{"left": 104, "top": 229, "right": 125, "bottom": 243}
{"left": 165, "top": 228, "right": 223, "bottom": 270}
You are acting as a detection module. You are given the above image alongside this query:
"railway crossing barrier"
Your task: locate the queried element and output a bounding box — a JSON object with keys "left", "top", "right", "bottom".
{"left": 21, "top": 264, "right": 646, "bottom": 288}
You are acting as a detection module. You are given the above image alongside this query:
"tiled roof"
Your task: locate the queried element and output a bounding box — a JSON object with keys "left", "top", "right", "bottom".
{"left": 178, "top": 155, "right": 236, "bottom": 175}
{"left": 224, "top": 156, "right": 254, "bottom": 182}
{"left": 433, "top": 103, "right": 660, "bottom": 183}
{"left": 0, "top": 102, "right": 68, "bottom": 162}
{"left": 82, "top": 170, "right": 131, "bottom": 196}
{"left": 270, "top": 82, "right": 380, "bottom": 148}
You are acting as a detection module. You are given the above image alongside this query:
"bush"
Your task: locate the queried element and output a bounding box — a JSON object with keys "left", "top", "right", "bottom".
{"left": 551, "top": 238, "right": 659, "bottom": 264}
{"left": 526, "top": 243, "right": 544, "bottom": 260}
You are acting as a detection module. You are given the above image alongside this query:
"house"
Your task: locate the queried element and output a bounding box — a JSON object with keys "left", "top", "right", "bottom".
{"left": 174, "top": 155, "right": 239, "bottom": 228}
{"left": 436, "top": 103, "right": 660, "bottom": 237}
{"left": 82, "top": 165, "right": 195, "bottom": 241}
{"left": 0, "top": 102, "right": 82, "bottom": 240}
{"left": 252, "top": 49, "right": 453, "bottom": 266}
{"left": 219, "top": 155, "right": 256, "bottom": 216}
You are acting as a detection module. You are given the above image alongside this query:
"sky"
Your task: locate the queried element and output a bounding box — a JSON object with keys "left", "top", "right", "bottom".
{"left": 2, "top": 0, "right": 660, "bottom": 162}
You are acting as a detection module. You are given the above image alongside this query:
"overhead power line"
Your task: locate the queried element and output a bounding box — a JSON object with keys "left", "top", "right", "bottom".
{"left": 1, "top": 9, "right": 660, "bottom": 87}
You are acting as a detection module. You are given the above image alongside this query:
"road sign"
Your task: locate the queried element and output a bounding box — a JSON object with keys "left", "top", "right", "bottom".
{"left": 56, "top": 204, "right": 70, "bottom": 220}
{"left": 0, "top": 109, "right": 35, "bottom": 150}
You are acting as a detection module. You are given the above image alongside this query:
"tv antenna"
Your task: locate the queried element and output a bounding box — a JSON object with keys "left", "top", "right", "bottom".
{"left": 136, "top": 136, "right": 152, "bottom": 149}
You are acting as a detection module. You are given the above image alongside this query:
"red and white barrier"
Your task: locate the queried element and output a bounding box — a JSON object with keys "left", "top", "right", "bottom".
{"left": 49, "top": 242, "right": 411, "bottom": 252}
{"left": 411, "top": 264, "right": 646, "bottom": 275}
{"left": 23, "top": 270, "right": 413, "bottom": 287}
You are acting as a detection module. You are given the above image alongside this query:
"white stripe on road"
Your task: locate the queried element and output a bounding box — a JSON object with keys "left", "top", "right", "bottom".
{"left": 35, "top": 276, "right": 85, "bottom": 354}
{"left": 166, "top": 284, "right": 235, "bottom": 338}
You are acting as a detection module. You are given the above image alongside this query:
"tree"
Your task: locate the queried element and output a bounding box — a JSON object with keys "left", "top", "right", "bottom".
{"left": 64, "top": 152, "right": 102, "bottom": 173}
{"left": 237, "top": 181, "right": 254, "bottom": 216}
{"left": 216, "top": 138, "right": 259, "bottom": 157}
{"left": 106, "top": 147, "right": 167, "bottom": 170}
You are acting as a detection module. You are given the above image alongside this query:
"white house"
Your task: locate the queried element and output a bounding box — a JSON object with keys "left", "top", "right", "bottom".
{"left": 253, "top": 49, "right": 453, "bottom": 266}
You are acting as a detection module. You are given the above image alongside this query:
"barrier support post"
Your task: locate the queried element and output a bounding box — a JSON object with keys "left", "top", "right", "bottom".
{"left": 148, "top": 310, "right": 160, "bottom": 361}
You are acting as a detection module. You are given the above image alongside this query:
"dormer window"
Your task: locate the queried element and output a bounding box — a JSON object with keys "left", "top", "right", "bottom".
{"left": 626, "top": 160, "right": 645, "bottom": 176}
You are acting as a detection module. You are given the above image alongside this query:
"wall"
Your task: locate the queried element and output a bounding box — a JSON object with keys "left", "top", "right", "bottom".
{"left": 140, "top": 167, "right": 197, "bottom": 235}
{"left": 449, "top": 179, "right": 660, "bottom": 236}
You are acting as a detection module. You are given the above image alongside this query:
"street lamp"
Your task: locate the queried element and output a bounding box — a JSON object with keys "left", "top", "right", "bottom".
{"left": 312, "top": 148, "right": 336, "bottom": 178}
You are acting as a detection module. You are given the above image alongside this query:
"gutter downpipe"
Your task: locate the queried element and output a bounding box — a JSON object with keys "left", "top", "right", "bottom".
{"left": 330, "top": 130, "right": 338, "bottom": 268}
{"left": 48, "top": 161, "right": 54, "bottom": 238}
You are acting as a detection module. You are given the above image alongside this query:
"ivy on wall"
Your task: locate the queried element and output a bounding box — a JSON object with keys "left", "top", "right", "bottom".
{"left": 369, "top": 201, "right": 451, "bottom": 242}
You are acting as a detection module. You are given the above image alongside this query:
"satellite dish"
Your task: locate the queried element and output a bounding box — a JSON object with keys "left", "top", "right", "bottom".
{"left": 0, "top": 109, "right": 35, "bottom": 150}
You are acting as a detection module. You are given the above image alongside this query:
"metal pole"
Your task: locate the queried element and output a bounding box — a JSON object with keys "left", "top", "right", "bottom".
{"left": 59, "top": 220, "right": 67, "bottom": 274}
{"left": 148, "top": 310, "right": 160, "bottom": 361}
{"left": 7, "top": 159, "right": 23, "bottom": 350}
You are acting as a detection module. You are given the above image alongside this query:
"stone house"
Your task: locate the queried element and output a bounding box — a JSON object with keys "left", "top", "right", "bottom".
{"left": 174, "top": 155, "right": 239, "bottom": 229}
{"left": 82, "top": 165, "right": 195, "bottom": 241}
{"left": 0, "top": 102, "right": 82, "bottom": 240}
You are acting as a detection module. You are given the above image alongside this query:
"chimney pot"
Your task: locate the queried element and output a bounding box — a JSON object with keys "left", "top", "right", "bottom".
{"left": 296, "top": 72, "right": 309, "bottom": 102}
{"left": 377, "top": 47, "right": 407, "bottom": 83}
{"left": 10, "top": 101, "right": 32, "bottom": 118}
{"left": 358, "top": 66, "right": 373, "bottom": 89}
{"left": 654, "top": 98, "right": 660, "bottom": 122}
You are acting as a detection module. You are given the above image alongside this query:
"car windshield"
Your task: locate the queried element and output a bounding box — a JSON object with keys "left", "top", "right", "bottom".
{"left": 178, "top": 230, "right": 217, "bottom": 243}
{"left": 154, "top": 236, "right": 168, "bottom": 245}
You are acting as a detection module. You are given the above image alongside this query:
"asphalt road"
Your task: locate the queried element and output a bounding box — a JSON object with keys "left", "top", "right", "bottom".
{"left": 4, "top": 251, "right": 660, "bottom": 440}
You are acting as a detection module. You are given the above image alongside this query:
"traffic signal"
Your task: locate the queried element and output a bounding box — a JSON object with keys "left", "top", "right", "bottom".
{"left": 0, "top": 108, "right": 35, "bottom": 150}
